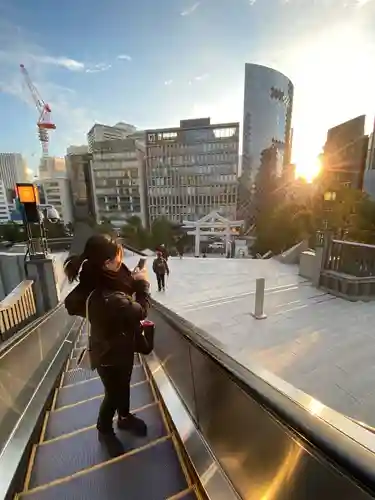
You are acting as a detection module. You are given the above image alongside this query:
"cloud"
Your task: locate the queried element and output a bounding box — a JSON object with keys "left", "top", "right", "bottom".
{"left": 117, "top": 54, "right": 132, "bottom": 61}
{"left": 180, "top": 2, "right": 200, "bottom": 16}
{"left": 85, "top": 63, "right": 112, "bottom": 73}
{"left": 32, "top": 55, "right": 85, "bottom": 71}
{"left": 0, "top": 17, "right": 105, "bottom": 160}
{"left": 164, "top": 79, "right": 173, "bottom": 86}
{"left": 249, "top": 0, "right": 256, "bottom": 5}
{"left": 194, "top": 73, "right": 209, "bottom": 81}
{"left": 356, "top": 0, "right": 372, "bottom": 6}
{"left": 188, "top": 73, "right": 209, "bottom": 85}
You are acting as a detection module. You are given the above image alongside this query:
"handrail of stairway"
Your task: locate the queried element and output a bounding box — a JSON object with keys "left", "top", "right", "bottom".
{"left": 0, "top": 280, "right": 37, "bottom": 343}
{"left": 150, "top": 298, "right": 375, "bottom": 493}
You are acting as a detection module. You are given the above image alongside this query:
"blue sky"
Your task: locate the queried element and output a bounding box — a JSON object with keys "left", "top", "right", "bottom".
{"left": 1, "top": 0, "right": 375, "bottom": 177}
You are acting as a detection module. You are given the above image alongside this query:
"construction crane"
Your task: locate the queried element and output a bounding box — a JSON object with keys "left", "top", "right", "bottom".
{"left": 20, "top": 64, "right": 56, "bottom": 156}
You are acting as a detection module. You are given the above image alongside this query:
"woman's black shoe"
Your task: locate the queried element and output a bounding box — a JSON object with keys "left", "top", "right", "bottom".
{"left": 117, "top": 413, "right": 147, "bottom": 436}
{"left": 98, "top": 430, "right": 124, "bottom": 457}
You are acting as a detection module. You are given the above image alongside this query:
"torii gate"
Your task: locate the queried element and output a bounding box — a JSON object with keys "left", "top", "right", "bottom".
{"left": 182, "top": 211, "right": 244, "bottom": 257}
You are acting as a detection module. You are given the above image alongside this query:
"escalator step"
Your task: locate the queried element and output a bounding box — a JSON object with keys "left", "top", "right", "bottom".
{"left": 29, "top": 404, "right": 168, "bottom": 488}
{"left": 177, "top": 492, "right": 197, "bottom": 499}
{"left": 67, "top": 354, "right": 140, "bottom": 371}
{"left": 55, "top": 367, "right": 147, "bottom": 409}
{"left": 44, "top": 382, "right": 154, "bottom": 441}
{"left": 61, "top": 364, "right": 146, "bottom": 388}
{"left": 71, "top": 348, "right": 81, "bottom": 358}
{"left": 20, "top": 439, "right": 188, "bottom": 500}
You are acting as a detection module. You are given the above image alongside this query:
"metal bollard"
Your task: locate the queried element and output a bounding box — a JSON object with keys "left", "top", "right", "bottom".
{"left": 252, "top": 277, "right": 267, "bottom": 320}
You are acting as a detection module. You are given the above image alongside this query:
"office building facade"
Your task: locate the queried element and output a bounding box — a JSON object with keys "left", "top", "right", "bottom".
{"left": 239, "top": 64, "right": 294, "bottom": 221}
{"left": 0, "top": 180, "right": 11, "bottom": 223}
{"left": 0, "top": 153, "right": 28, "bottom": 197}
{"left": 91, "top": 139, "right": 146, "bottom": 226}
{"left": 145, "top": 118, "right": 239, "bottom": 224}
{"left": 38, "top": 178, "right": 74, "bottom": 225}
{"left": 39, "top": 156, "right": 66, "bottom": 180}
{"left": 65, "top": 146, "right": 95, "bottom": 221}
{"left": 363, "top": 120, "right": 375, "bottom": 199}
{"left": 322, "top": 115, "right": 368, "bottom": 190}
{"left": 87, "top": 123, "right": 137, "bottom": 152}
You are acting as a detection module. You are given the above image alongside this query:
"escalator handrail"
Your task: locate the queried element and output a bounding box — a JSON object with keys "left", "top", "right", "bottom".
{"left": 151, "top": 298, "right": 375, "bottom": 490}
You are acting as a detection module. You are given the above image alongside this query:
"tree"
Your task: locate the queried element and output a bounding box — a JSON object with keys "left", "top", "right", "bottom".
{"left": 0, "top": 222, "right": 25, "bottom": 243}
{"left": 120, "top": 216, "right": 151, "bottom": 250}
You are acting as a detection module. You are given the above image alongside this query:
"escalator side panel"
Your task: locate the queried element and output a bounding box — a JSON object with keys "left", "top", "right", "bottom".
{"left": 19, "top": 438, "right": 188, "bottom": 500}
{"left": 28, "top": 403, "right": 168, "bottom": 488}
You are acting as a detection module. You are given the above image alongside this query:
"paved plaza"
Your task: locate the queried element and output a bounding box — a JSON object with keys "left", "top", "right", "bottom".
{"left": 131, "top": 255, "right": 375, "bottom": 427}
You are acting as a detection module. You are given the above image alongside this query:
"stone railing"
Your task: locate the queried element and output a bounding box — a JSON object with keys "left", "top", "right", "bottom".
{"left": 320, "top": 239, "right": 375, "bottom": 301}
{"left": 0, "top": 280, "right": 36, "bottom": 341}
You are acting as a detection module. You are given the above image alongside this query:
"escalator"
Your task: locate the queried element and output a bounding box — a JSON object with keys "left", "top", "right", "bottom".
{"left": 14, "top": 322, "right": 200, "bottom": 499}
{"left": 3, "top": 293, "right": 375, "bottom": 499}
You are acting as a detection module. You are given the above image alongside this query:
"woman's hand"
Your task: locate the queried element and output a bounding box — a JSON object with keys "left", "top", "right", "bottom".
{"left": 132, "top": 268, "right": 149, "bottom": 282}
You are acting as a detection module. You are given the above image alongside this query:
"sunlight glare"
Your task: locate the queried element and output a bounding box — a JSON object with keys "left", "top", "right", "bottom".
{"left": 295, "top": 156, "right": 321, "bottom": 183}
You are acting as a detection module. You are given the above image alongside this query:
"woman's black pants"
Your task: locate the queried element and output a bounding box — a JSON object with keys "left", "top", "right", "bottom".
{"left": 96, "top": 359, "right": 134, "bottom": 433}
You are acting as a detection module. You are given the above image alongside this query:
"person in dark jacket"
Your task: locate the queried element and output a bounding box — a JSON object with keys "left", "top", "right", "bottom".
{"left": 152, "top": 251, "right": 169, "bottom": 291}
{"left": 64, "top": 234, "right": 150, "bottom": 448}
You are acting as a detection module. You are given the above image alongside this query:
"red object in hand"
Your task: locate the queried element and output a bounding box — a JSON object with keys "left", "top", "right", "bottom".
{"left": 141, "top": 320, "right": 154, "bottom": 327}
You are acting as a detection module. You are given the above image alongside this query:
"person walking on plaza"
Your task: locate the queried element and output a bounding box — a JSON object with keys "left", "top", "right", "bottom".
{"left": 64, "top": 234, "right": 150, "bottom": 453}
{"left": 152, "top": 251, "right": 169, "bottom": 291}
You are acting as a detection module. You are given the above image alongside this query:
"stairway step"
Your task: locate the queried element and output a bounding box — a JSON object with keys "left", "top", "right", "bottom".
{"left": 56, "top": 367, "right": 147, "bottom": 409}
{"left": 29, "top": 404, "right": 167, "bottom": 489}
{"left": 61, "top": 363, "right": 146, "bottom": 388}
{"left": 177, "top": 492, "right": 196, "bottom": 499}
{"left": 71, "top": 348, "right": 81, "bottom": 358}
{"left": 20, "top": 438, "right": 188, "bottom": 500}
{"left": 67, "top": 353, "right": 140, "bottom": 371}
{"left": 44, "top": 381, "right": 154, "bottom": 441}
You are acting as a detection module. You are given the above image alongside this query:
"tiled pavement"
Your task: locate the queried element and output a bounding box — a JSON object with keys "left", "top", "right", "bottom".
{"left": 149, "top": 256, "right": 375, "bottom": 427}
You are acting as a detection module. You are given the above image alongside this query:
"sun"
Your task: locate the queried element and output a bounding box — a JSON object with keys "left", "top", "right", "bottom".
{"left": 295, "top": 156, "right": 322, "bottom": 183}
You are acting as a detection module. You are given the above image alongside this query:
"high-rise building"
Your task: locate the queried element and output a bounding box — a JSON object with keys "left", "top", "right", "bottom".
{"left": 322, "top": 115, "right": 368, "bottom": 190}
{"left": 65, "top": 146, "right": 95, "bottom": 221}
{"left": 39, "top": 156, "right": 66, "bottom": 180}
{"left": 0, "top": 180, "right": 11, "bottom": 223}
{"left": 87, "top": 122, "right": 137, "bottom": 152}
{"left": 36, "top": 156, "right": 73, "bottom": 225}
{"left": 363, "top": 123, "right": 375, "bottom": 199}
{"left": 0, "top": 153, "right": 28, "bottom": 196}
{"left": 91, "top": 139, "right": 147, "bottom": 226}
{"left": 239, "top": 64, "right": 294, "bottom": 221}
{"left": 38, "top": 178, "right": 73, "bottom": 225}
{"left": 145, "top": 118, "right": 239, "bottom": 224}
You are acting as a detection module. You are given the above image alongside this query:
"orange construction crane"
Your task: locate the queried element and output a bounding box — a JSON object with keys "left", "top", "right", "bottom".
{"left": 20, "top": 63, "right": 56, "bottom": 156}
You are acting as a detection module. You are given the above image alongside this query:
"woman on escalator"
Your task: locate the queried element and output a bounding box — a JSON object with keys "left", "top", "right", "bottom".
{"left": 63, "top": 234, "right": 150, "bottom": 447}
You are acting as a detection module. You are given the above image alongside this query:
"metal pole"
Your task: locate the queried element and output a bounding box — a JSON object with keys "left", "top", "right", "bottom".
{"left": 252, "top": 277, "right": 267, "bottom": 320}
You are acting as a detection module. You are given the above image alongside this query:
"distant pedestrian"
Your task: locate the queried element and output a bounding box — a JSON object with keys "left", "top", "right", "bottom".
{"left": 157, "top": 244, "right": 169, "bottom": 261}
{"left": 152, "top": 251, "right": 169, "bottom": 291}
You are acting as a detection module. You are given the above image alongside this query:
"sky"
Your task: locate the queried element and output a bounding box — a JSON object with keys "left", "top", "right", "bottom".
{"left": 0, "top": 0, "right": 375, "bottom": 179}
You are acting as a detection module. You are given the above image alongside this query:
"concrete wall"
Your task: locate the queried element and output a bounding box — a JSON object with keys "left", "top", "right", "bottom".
{"left": 0, "top": 251, "right": 68, "bottom": 302}
{"left": 0, "top": 253, "right": 27, "bottom": 300}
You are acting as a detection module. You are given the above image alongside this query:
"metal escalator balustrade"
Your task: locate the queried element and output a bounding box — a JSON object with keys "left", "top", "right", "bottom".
{"left": 147, "top": 299, "right": 375, "bottom": 499}
{"left": 0, "top": 303, "right": 80, "bottom": 454}
{"left": 15, "top": 323, "right": 201, "bottom": 500}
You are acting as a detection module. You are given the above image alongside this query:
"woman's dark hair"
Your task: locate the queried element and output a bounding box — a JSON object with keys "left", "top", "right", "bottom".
{"left": 64, "top": 234, "right": 121, "bottom": 283}
{"left": 137, "top": 258, "right": 146, "bottom": 270}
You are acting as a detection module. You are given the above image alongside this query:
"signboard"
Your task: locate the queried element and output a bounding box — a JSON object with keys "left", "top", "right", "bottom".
{"left": 16, "top": 184, "right": 39, "bottom": 204}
